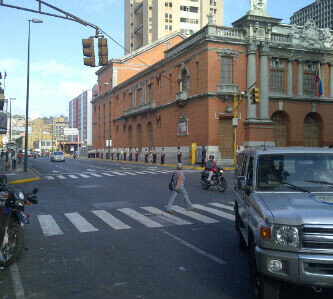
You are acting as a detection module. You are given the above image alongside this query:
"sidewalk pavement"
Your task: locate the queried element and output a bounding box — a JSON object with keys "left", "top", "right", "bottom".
{"left": 78, "top": 156, "right": 235, "bottom": 171}
{"left": 5, "top": 164, "right": 40, "bottom": 185}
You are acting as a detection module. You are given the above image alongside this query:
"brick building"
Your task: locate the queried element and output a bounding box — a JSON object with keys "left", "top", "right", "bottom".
{"left": 92, "top": 1, "right": 333, "bottom": 165}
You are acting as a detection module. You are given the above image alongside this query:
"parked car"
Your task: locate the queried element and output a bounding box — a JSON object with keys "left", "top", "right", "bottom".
{"left": 234, "top": 147, "right": 333, "bottom": 299}
{"left": 50, "top": 151, "right": 65, "bottom": 162}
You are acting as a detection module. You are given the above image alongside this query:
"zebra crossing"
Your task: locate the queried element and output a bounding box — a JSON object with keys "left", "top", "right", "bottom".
{"left": 36, "top": 202, "right": 235, "bottom": 237}
{"left": 43, "top": 168, "right": 197, "bottom": 181}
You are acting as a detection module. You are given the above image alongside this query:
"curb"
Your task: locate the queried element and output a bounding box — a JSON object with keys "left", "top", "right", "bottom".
{"left": 9, "top": 177, "right": 40, "bottom": 184}
{"left": 78, "top": 157, "right": 235, "bottom": 171}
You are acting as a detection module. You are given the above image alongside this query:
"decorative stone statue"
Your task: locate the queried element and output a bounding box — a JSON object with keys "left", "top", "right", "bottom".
{"left": 249, "top": 0, "right": 268, "bottom": 16}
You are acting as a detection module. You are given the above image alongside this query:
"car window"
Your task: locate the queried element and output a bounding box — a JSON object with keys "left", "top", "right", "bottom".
{"left": 240, "top": 155, "right": 248, "bottom": 176}
{"left": 246, "top": 157, "right": 254, "bottom": 186}
{"left": 54, "top": 152, "right": 64, "bottom": 155}
{"left": 234, "top": 154, "right": 243, "bottom": 177}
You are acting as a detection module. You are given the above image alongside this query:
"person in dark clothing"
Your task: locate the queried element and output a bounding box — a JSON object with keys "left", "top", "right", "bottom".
{"left": 152, "top": 147, "right": 157, "bottom": 163}
{"left": 129, "top": 148, "right": 133, "bottom": 161}
{"left": 161, "top": 148, "right": 166, "bottom": 164}
{"left": 144, "top": 148, "right": 149, "bottom": 163}
{"left": 135, "top": 148, "right": 139, "bottom": 162}
{"left": 177, "top": 146, "right": 182, "bottom": 163}
{"left": 201, "top": 146, "right": 206, "bottom": 167}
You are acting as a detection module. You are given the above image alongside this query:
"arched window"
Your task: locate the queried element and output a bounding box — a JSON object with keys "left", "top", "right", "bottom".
{"left": 271, "top": 111, "right": 289, "bottom": 147}
{"left": 178, "top": 63, "right": 189, "bottom": 96}
{"left": 147, "top": 122, "right": 153, "bottom": 149}
{"left": 304, "top": 113, "right": 322, "bottom": 147}
{"left": 128, "top": 126, "right": 133, "bottom": 148}
{"left": 137, "top": 124, "right": 142, "bottom": 150}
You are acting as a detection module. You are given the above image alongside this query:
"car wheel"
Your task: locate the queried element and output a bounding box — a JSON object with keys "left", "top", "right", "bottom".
{"left": 249, "top": 242, "right": 280, "bottom": 299}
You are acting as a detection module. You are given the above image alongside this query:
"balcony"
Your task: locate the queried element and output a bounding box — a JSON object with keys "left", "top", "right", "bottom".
{"left": 175, "top": 91, "right": 188, "bottom": 106}
{"left": 124, "top": 101, "right": 156, "bottom": 117}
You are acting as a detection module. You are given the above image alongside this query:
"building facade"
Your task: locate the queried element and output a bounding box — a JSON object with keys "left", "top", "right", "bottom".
{"left": 124, "top": 0, "right": 223, "bottom": 53}
{"left": 290, "top": 0, "right": 333, "bottom": 29}
{"left": 69, "top": 90, "right": 93, "bottom": 147}
{"left": 93, "top": 0, "right": 333, "bottom": 164}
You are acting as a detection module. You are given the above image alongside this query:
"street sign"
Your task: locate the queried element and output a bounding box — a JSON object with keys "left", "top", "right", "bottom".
{"left": 64, "top": 128, "right": 79, "bottom": 135}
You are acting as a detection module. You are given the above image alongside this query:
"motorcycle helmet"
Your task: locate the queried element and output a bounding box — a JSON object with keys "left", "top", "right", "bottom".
{"left": 209, "top": 155, "right": 214, "bottom": 159}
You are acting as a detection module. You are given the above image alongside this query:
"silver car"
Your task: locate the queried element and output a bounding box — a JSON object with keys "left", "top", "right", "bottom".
{"left": 51, "top": 151, "right": 65, "bottom": 162}
{"left": 234, "top": 147, "right": 333, "bottom": 298}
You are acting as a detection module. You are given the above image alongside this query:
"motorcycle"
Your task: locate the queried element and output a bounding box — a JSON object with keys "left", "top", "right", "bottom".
{"left": 0, "top": 186, "right": 38, "bottom": 267}
{"left": 200, "top": 167, "right": 227, "bottom": 192}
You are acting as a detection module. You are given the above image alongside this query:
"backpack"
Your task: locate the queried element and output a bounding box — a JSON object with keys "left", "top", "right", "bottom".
{"left": 168, "top": 172, "right": 176, "bottom": 191}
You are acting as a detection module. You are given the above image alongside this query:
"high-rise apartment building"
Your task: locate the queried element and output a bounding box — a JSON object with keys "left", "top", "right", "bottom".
{"left": 68, "top": 90, "right": 92, "bottom": 147}
{"left": 125, "top": 0, "right": 223, "bottom": 53}
{"left": 290, "top": 0, "right": 333, "bottom": 29}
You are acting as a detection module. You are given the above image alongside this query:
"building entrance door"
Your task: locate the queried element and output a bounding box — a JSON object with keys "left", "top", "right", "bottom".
{"left": 219, "top": 118, "right": 233, "bottom": 159}
{"left": 272, "top": 111, "right": 288, "bottom": 147}
{"left": 304, "top": 113, "right": 320, "bottom": 147}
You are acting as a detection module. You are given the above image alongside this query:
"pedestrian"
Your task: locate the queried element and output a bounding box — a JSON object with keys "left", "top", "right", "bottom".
{"left": 177, "top": 146, "right": 182, "bottom": 163}
{"left": 167, "top": 163, "right": 194, "bottom": 214}
{"left": 161, "top": 147, "right": 166, "bottom": 164}
{"left": 117, "top": 148, "right": 120, "bottom": 160}
{"left": 7, "top": 150, "right": 12, "bottom": 172}
{"left": 12, "top": 151, "right": 16, "bottom": 170}
{"left": 144, "top": 148, "right": 149, "bottom": 163}
{"left": 129, "top": 148, "right": 133, "bottom": 161}
{"left": 201, "top": 145, "right": 206, "bottom": 167}
{"left": 152, "top": 147, "right": 157, "bottom": 164}
{"left": 17, "top": 151, "right": 23, "bottom": 164}
{"left": 0, "top": 150, "right": 4, "bottom": 160}
{"left": 135, "top": 147, "right": 139, "bottom": 162}
{"left": 124, "top": 148, "right": 127, "bottom": 161}
{"left": 111, "top": 148, "right": 114, "bottom": 160}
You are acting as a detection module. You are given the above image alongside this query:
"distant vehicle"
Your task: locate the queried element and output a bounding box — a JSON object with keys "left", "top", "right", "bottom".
{"left": 50, "top": 151, "right": 65, "bottom": 162}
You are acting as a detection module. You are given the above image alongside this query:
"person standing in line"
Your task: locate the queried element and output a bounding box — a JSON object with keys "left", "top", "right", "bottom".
{"left": 152, "top": 147, "right": 157, "bottom": 164}
{"left": 12, "top": 151, "right": 16, "bottom": 170}
{"left": 144, "top": 148, "right": 149, "bottom": 163}
{"left": 135, "top": 147, "right": 139, "bottom": 162}
{"left": 167, "top": 163, "right": 194, "bottom": 214}
{"left": 161, "top": 147, "right": 166, "bottom": 165}
{"left": 17, "top": 150, "right": 23, "bottom": 164}
{"left": 129, "top": 147, "right": 133, "bottom": 161}
{"left": 201, "top": 145, "right": 206, "bottom": 167}
{"left": 124, "top": 148, "right": 127, "bottom": 161}
{"left": 177, "top": 146, "right": 182, "bottom": 163}
{"left": 117, "top": 148, "right": 120, "bottom": 160}
{"left": 7, "top": 150, "right": 12, "bottom": 172}
{"left": 111, "top": 148, "right": 114, "bottom": 160}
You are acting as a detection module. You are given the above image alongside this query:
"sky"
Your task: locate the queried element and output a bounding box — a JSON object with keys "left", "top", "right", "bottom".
{"left": 0, "top": 0, "right": 314, "bottom": 118}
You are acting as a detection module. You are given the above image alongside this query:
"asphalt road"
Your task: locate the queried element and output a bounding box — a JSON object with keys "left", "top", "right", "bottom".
{"left": 0, "top": 157, "right": 331, "bottom": 299}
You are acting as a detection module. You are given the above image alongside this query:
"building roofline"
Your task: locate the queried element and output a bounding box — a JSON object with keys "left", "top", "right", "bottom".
{"left": 95, "top": 31, "right": 187, "bottom": 76}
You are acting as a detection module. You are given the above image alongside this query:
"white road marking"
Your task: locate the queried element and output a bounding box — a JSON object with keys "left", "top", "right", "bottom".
{"left": 102, "top": 172, "right": 115, "bottom": 176}
{"left": 162, "top": 230, "right": 226, "bottom": 265}
{"left": 10, "top": 263, "right": 26, "bottom": 299}
{"left": 57, "top": 175, "right": 66, "bottom": 180}
{"left": 140, "top": 171, "right": 158, "bottom": 174}
{"left": 64, "top": 212, "right": 98, "bottom": 232}
{"left": 86, "top": 169, "right": 96, "bottom": 171}
{"left": 92, "top": 210, "right": 131, "bottom": 230}
{"left": 38, "top": 215, "right": 64, "bottom": 236}
{"left": 134, "top": 172, "right": 148, "bottom": 174}
{"left": 90, "top": 173, "right": 103, "bottom": 177}
{"left": 209, "top": 203, "right": 234, "bottom": 212}
{"left": 155, "top": 170, "right": 172, "bottom": 174}
{"left": 122, "top": 172, "right": 137, "bottom": 176}
{"left": 141, "top": 207, "right": 192, "bottom": 226}
{"left": 118, "top": 208, "right": 163, "bottom": 228}
{"left": 79, "top": 174, "right": 90, "bottom": 178}
{"left": 192, "top": 204, "right": 235, "bottom": 221}
{"left": 172, "top": 206, "right": 219, "bottom": 224}
{"left": 111, "top": 171, "right": 126, "bottom": 176}
{"left": 68, "top": 175, "right": 79, "bottom": 179}
{"left": 45, "top": 176, "right": 55, "bottom": 180}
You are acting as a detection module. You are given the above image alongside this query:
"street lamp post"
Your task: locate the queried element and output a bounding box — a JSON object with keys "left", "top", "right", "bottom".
{"left": 24, "top": 18, "right": 43, "bottom": 172}
{"left": 9, "top": 98, "right": 16, "bottom": 143}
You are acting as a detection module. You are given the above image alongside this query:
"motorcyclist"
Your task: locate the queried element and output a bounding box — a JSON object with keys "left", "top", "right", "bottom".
{"left": 205, "top": 155, "right": 217, "bottom": 184}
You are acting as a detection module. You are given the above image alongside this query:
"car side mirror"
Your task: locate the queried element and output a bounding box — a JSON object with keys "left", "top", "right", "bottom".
{"left": 238, "top": 176, "right": 248, "bottom": 191}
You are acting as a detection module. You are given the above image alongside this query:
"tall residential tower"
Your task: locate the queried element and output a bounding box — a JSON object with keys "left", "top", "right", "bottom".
{"left": 124, "top": 0, "right": 223, "bottom": 53}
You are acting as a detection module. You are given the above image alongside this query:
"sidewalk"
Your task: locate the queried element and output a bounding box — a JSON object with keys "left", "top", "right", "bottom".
{"left": 78, "top": 156, "right": 235, "bottom": 171}
{"left": 5, "top": 163, "right": 40, "bottom": 185}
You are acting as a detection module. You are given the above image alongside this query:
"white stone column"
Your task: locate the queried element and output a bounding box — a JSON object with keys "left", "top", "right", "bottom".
{"left": 287, "top": 59, "right": 293, "bottom": 96}
{"left": 247, "top": 41, "right": 257, "bottom": 120}
{"left": 297, "top": 60, "right": 303, "bottom": 96}
{"left": 330, "top": 63, "right": 333, "bottom": 98}
{"left": 320, "top": 62, "right": 326, "bottom": 97}
{"left": 259, "top": 43, "right": 269, "bottom": 120}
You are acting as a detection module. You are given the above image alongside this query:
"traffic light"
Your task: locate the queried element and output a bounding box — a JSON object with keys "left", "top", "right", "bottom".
{"left": 250, "top": 88, "right": 260, "bottom": 104}
{"left": 98, "top": 37, "right": 108, "bottom": 66}
{"left": 82, "top": 38, "right": 95, "bottom": 67}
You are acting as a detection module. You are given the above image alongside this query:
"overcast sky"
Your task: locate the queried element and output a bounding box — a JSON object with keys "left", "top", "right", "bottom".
{"left": 0, "top": 0, "right": 314, "bottom": 118}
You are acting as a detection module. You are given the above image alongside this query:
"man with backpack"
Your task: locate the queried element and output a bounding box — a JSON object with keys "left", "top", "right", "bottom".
{"left": 167, "top": 163, "right": 194, "bottom": 214}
